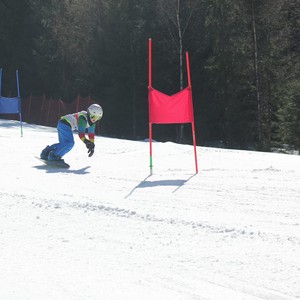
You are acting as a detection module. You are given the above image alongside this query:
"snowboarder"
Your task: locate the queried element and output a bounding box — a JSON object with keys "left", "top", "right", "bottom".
{"left": 40, "top": 103, "right": 103, "bottom": 162}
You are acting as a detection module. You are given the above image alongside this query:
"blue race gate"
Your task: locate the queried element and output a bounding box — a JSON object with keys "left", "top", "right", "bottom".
{"left": 0, "top": 68, "right": 23, "bottom": 136}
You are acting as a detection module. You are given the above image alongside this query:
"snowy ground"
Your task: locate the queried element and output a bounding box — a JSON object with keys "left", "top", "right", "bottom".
{"left": 0, "top": 119, "right": 300, "bottom": 300}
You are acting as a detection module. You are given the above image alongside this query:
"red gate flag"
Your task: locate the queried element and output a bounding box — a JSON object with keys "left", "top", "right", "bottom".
{"left": 148, "top": 87, "right": 194, "bottom": 124}
{"left": 148, "top": 38, "right": 198, "bottom": 174}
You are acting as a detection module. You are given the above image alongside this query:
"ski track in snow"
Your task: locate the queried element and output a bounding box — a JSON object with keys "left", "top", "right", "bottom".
{"left": 1, "top": 189, "right": 299, "bottom": 300}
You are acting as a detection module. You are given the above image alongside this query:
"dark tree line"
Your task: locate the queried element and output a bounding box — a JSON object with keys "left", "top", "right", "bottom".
{"left": 0, "top": 0, "right": 299, "bottom": 152}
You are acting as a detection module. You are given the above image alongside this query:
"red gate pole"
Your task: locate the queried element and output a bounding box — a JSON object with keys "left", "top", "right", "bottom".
{"left": 27, "top": 93, "right": 32, "bottom": 123}
{"left": 148, "top": 38, "right": 153, "bottom": 175}
{"left": 40, "top": 95, "right": 45, "bottom": 125}
{"left": 186, "top": 51, "right": 198, "bottom": 174}
{"left": 76, "top": 95, "right": 80, "bottom": 112}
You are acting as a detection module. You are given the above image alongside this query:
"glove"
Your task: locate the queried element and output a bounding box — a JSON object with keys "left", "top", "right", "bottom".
{"left": 88, "top": 148, "right": 94, "bottom": 157}
{"left": 84, "top": 139, "right": 95, "bottom": 150}
{"left": 84, "top": 139, "right": 95, "bottom": 157}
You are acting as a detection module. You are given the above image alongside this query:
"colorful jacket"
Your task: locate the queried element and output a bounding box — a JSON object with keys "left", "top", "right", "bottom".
{"left": 61, "top": 111, "right": 96, "bottom": 142}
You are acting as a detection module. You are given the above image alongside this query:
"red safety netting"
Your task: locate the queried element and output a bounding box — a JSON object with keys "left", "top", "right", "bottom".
{"left": 3, "top": 95, "right": 101, "bottom": 135}
{"left": 21, "top": 95, "right": 94, "bottom": 125}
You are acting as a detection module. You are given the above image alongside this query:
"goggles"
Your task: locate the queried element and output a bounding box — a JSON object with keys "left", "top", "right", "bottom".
{"left": 90, "top": 114, "right": 101, "bottom": 122}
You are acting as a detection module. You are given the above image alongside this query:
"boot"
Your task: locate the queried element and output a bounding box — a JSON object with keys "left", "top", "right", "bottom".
{"left": 40, "top": 145, "right": 52, "bottom": 160}
{"left": 48, "top": 150, "right": 64, "bottom": 162}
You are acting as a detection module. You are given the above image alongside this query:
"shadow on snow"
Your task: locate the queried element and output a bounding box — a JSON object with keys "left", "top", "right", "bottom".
{"left": 33, "top": 165, "right": 91, "bottom": 175}
{"left": 125, "top": 174, "right": 196, "bottom": 198}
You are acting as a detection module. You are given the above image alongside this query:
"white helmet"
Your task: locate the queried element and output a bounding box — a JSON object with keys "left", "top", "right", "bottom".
{"left": 87, "top": 104, "right": 103, "bottom": 122}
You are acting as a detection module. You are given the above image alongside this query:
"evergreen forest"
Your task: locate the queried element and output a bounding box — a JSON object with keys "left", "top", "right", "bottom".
{"left": 0, "top": 0, "right": 299, "bottom": 152}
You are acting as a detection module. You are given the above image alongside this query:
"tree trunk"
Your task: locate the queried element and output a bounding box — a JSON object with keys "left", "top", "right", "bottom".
{"left": 176, "top": 0, "right": 184, "bottom": 143}
{"left": 251, "top": 0, "right": 262, "bottom": 146}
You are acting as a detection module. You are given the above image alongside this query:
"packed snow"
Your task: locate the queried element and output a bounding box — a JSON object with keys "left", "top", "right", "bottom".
{"left": 0, "top": 119, "right": 299, "bottom": 300}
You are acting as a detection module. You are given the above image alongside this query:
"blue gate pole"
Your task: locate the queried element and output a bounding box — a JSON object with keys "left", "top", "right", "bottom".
{"left": 0, "top": 68, "right": 2, "bottom": 96}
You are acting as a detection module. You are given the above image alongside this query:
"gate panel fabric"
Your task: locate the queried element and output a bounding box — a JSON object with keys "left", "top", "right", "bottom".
{"left": 0, "top": 96, "right": 21, "bottom": 114}
{"left": 148, "top": 87, "right": 194, "bottom": 124}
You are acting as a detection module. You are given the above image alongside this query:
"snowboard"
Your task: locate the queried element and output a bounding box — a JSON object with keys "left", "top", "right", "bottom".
{"left": 35, "top": 157, "right": 70, "bottom": 169}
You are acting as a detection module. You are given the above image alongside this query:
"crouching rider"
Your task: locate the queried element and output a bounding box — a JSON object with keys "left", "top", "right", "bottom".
{"left": 40, "top": 104, "right": 103, "bottom": 162}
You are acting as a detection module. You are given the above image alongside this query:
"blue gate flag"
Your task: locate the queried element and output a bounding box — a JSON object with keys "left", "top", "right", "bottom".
{"left": 0, "top": 68, "right": 23, "bottom": 136}
{"left": 0, "top": 96, "right": 21, "bottom": 113}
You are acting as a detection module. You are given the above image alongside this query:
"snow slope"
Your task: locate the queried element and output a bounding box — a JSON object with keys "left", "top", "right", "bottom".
{"left": 0, "top": 119, "right": 300, "bottom": 300}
